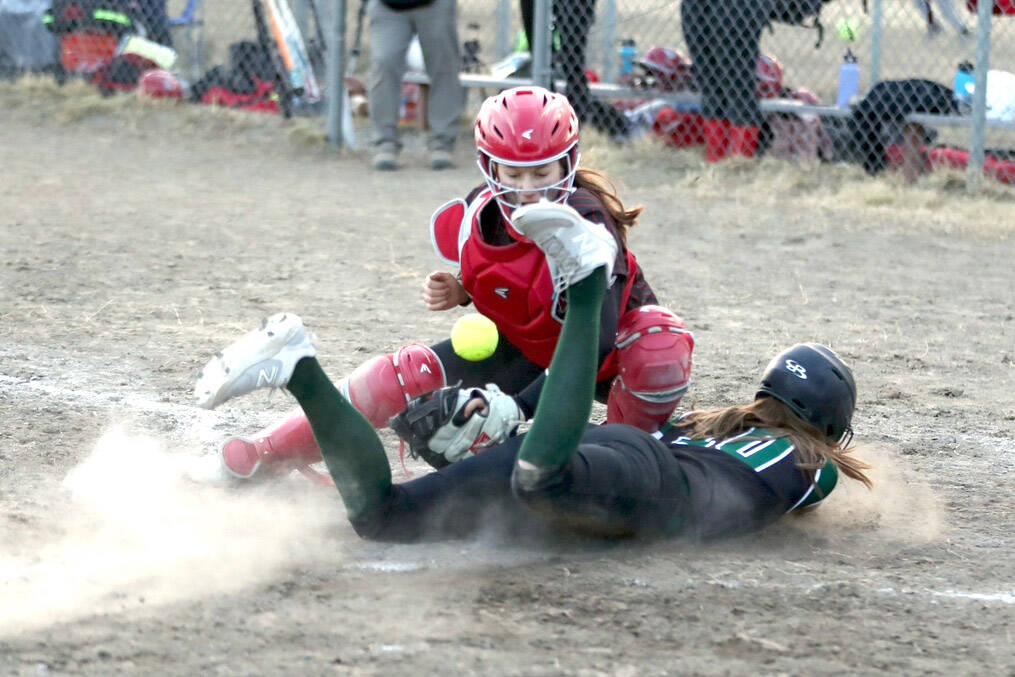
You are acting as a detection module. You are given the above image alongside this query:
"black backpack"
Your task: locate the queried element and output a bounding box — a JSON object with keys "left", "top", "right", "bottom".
{"left": 190, "top": 41, "right": 277, "bottom": 99}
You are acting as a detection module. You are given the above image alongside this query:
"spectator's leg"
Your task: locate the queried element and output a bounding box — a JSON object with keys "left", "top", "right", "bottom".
{"left": 413, "top": 0, "right": 465, "bottom": 153}
{"left": 554, "top": 0, "right": 629, "bottom": 138}
{"left": 718, "top": 2, "right": 770, "bottom": 158}
{"left": 135, "top": 0, "right": 173, "bottom": 47}
{"left": 682, "top": 0, "right": 727, "bottom": 160}
{"left": 519, "top": 0, "right": 534, "bottom": 52}
{"left": 933, "top": 0, "right": 969, "bottom": 34}
{"left": 367, "top": 0, "right": 413, "bottom": 158}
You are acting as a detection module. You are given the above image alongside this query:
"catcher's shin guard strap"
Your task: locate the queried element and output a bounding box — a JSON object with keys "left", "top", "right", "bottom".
{"left": 515, "top": 268, "right": 606, "bottom": 471}
{"left": 286, "top": 357, "right": 392, "bottom": 521}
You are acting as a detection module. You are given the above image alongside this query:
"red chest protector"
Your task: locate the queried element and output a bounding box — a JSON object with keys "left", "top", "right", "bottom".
{"left": 430, "top": 190, "right": 637, "bottom": 376}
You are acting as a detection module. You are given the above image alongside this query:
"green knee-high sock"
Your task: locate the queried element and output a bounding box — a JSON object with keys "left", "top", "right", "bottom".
{"left": 285, "top": 357, "right": 392, "bottom": 521}
{"left": 517, "top": 268, "right": 607, "bottom": 469}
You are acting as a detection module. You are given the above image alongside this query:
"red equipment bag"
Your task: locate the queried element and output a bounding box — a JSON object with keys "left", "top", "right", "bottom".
{"left": 58, "top": 32, "right": 118, "bottom": 73}
{"left": 652, "top": 107, "right": 706, "bottom": 148}
{"left": 965, "top": 0, "right": 1015, "bottom": 15}
{"left": 90, "top": 53, "right": 158, "bottom": 94}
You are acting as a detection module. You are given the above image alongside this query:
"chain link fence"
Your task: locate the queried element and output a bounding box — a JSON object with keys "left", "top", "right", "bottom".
{"left": 3, "top": 0, "right": 1013, "bottom": 186}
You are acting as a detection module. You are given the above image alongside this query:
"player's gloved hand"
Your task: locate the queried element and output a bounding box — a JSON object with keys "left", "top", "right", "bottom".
{"left": 390, "top": 384, "right": 524, "bottom": 468}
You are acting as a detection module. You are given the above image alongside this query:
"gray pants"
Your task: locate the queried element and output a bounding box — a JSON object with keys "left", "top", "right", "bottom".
{"left": 367, "top": 0, "right": 464, "bottom": 152}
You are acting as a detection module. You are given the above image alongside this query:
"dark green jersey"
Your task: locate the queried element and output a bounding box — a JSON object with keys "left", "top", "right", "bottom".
{"left": 658, "top": 424, "right": 839, "bottom": 512}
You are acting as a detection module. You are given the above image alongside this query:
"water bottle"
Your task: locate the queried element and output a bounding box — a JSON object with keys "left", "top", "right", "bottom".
{"left": 953, "top": 61, "right": 975, "bottom": 109}
{"left": 619, "top": 39, "right": 637, "bottom": 80}
{"left": 836, "top": 49, "right": 860, "bottom": 108}
{"left": 514, "top": 29, "right": 529, "bottom": 54}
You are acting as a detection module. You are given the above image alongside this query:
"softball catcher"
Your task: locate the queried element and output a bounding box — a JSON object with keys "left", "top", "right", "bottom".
{"left": 191, "top": 86, "right": 692, "bottom": 485}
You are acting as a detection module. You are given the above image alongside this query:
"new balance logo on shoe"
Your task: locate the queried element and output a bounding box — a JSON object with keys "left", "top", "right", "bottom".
{"left": 257, "top": 365, "right": 280, "bottom": 387}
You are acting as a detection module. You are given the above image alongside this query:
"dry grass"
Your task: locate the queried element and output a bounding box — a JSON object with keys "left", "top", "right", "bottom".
{"left": 5, "top": 75, "right": 1012, "bottom": 239}
{"left": 584, "top": 127, "right": 1015, "bottom": 239}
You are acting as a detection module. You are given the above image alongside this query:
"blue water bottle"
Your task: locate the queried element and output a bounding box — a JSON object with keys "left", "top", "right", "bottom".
{"left": 953, "top": 60, "right": 975, "bottom": 109}
{"left": 619, "top": 39, "right": 637, "bottom": 79}
{"left": 836, "top": 49, "right": 860, "bottom": 108}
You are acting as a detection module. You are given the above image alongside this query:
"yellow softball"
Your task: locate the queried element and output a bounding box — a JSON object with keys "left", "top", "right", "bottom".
{"left": 450, "top": 313, "right": 499, "bottom": 362}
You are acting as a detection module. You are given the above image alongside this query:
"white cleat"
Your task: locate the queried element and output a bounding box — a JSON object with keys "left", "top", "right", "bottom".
{"left": 511, "top": 200, "right": 618, "bottom": 292}
{"left": 194, "top": 313, "right": 317, "bottom": 410}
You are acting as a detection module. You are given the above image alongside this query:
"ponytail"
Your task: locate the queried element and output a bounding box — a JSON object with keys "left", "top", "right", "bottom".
{"left": 573, "top": 168, "right": 642, "bottom": 245}
{"left": 680, "top": 398, "right": 873, "bottom": 488}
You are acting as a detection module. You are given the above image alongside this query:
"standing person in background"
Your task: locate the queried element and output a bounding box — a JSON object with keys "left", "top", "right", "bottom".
{"left": 681, "top": 0, "right": 843, "bottom": 162}
{"left": 130, "top": 0, "right": 173, "bottom": 47}
{"left": 367, "top": 0, "right": 464, "bottom": 170}
{"left": 913, "top": 0, "right": 970, "bottom": 36}
{"left": 681, "top": 0, "right": 774, "bottom": 161}
{"left": 519, "top": 0, "right": 631, "bottom": 139}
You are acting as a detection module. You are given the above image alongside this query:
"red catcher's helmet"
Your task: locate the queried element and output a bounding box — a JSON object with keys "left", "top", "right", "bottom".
{"left": 635, "top": 46, "right": 693, "bottom": 91}
{"left": 756, "top": 53, "right": 783, "bottom": 99}
{"left": 474, "top": 86, "right": 580, "bottom": 228}
{"left": 138, "top": 69, "right": 183, "bottom": 99}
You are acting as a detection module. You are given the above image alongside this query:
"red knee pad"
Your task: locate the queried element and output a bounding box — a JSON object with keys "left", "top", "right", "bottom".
{"left": 342, "top": 343, "right": 446, "bottom": 428}
{"left": 606, "top": 306, "right": 694, "bottom": 432}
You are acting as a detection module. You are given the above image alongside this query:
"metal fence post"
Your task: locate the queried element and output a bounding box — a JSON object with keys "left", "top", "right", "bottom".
{"left": 326, "top": 0, "right": 347, "bottom": 150}
{"left": 869, "top": 0, "right": 882, "bottom": 89}
{"left": 967, "top": 0, "right": 993, "bottom": 192}
{"left": 496, "top": 0, "right": 511, "bottom": 59}
{"left": 600, "top": 0, "right": 617, "bottom": 84}
{"left": 294, "top": 0, "right": 309, "bottom": 40}
{"left": 531, "top": 0, "right": 552, "bottom": 88}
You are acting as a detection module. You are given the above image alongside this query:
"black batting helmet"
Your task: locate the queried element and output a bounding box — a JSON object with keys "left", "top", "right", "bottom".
{"left": 756, "top": 343, "right": 856, "bottom": 444}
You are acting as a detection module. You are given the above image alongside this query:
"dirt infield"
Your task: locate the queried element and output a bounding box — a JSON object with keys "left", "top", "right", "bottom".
{"left": 1, "top": 83, "right": 1013, "bottom": 676}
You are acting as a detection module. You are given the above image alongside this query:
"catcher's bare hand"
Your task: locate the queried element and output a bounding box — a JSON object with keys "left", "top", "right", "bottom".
{"left": 422, "top": 272, "right": 469, "bottom": 311}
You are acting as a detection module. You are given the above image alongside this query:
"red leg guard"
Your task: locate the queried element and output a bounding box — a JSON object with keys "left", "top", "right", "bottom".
{"left": 703, "top": 119, "right": 730, "bottom": 163}
{"left": 221, "top": 410, "right": 321, "bottom": 479}
{"left": 606, "top": 306, "right": 694, "bottom": 433}
{"left": 726, "top": 125, "right": 760, "bottom": 159}
{"left": 220, "top": 344, "right": 445, "bottom": 480}
{"left": 340, "top": 343, "right": 446, "bottom": 428}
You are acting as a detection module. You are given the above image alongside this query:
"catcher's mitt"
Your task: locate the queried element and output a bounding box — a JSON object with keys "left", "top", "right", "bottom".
{"left": 389, "top": 384, "right": 524, "bottom": 469}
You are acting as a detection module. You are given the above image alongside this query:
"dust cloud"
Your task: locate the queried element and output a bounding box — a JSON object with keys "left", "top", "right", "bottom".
{"left": 0, "top": 425, "right": 343, "bottom": 635}
{"left": 805, "top": 443, "right": 945, "bottom": 543}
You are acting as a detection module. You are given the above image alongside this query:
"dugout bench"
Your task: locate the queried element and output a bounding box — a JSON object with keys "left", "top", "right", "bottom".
{"left": 404, "top": 70, "right": 1015, "bottom": 129}
{"left": 403, "top": 71, "right": 1015, "bottom": 182}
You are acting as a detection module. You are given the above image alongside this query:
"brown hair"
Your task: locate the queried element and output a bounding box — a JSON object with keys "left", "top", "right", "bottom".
{"left": 679, "top": 397, "right": 873, "bottom": 488}
{"left": 573, "top": 168, "right": 642, "bottom": 245}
